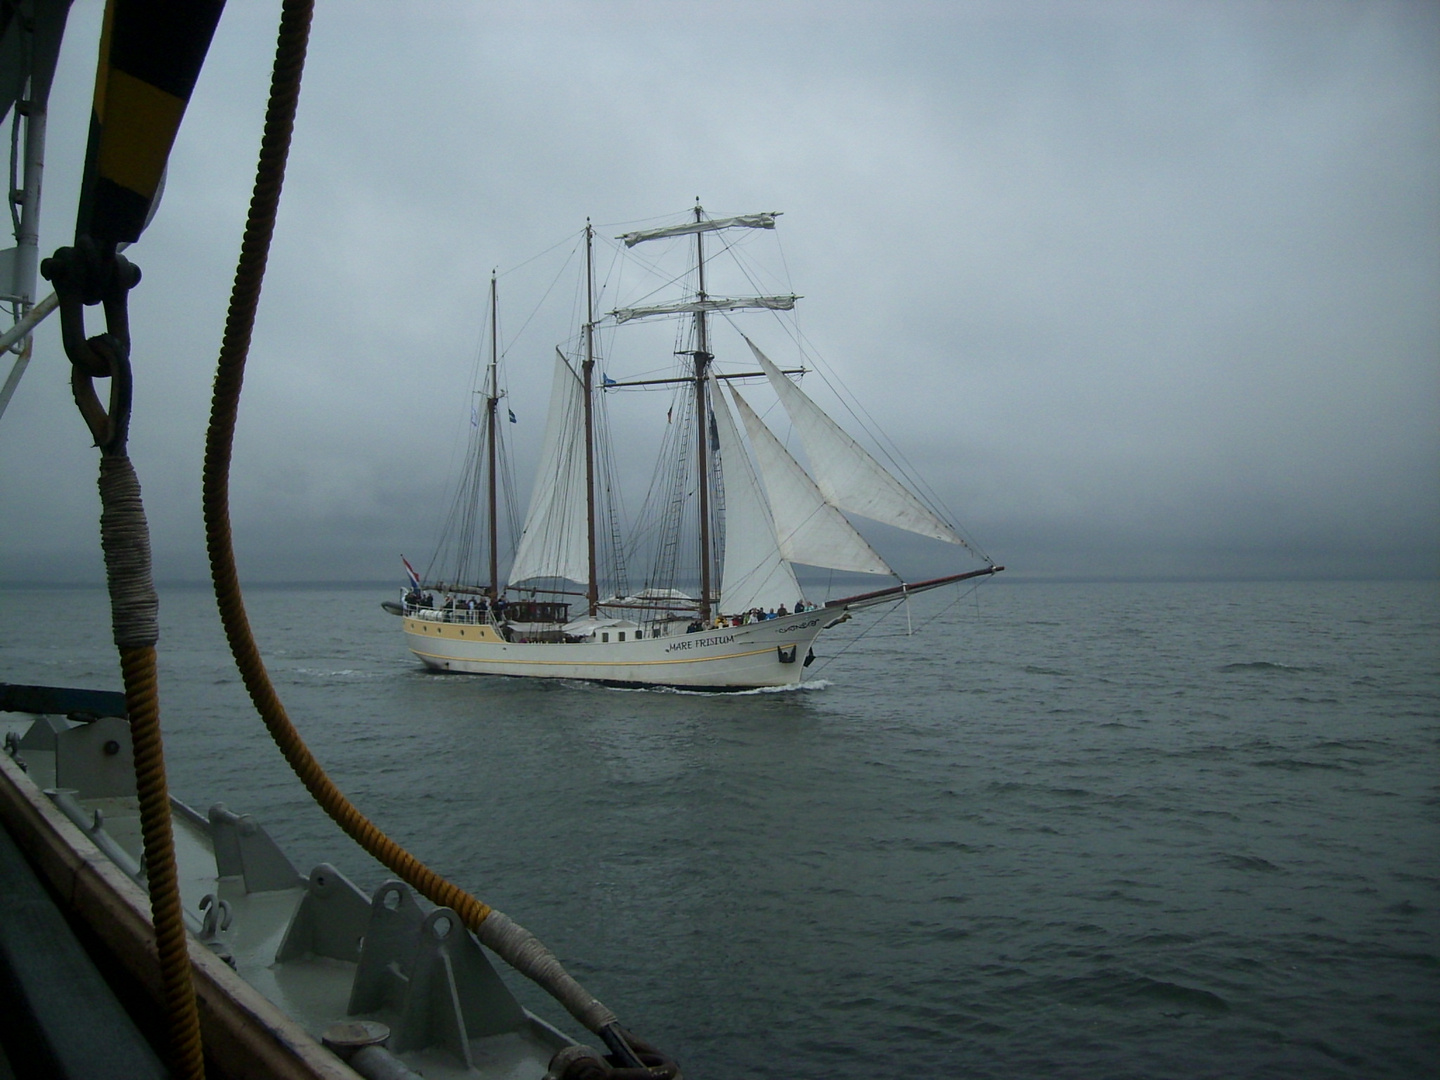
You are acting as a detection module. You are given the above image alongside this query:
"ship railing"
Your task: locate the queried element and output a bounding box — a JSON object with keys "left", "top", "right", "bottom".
{"left": 402, "top": 604, "right": 499, "bottom": 627}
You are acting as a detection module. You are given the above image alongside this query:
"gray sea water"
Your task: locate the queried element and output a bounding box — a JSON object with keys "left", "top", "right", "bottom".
{"left": 2, "top": 579, "right": 1437, "bottom": 1079}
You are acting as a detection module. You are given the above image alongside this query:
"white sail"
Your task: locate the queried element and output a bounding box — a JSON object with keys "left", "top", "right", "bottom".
{"left": 707, "top": 374, "right": 802, "bottom": 614}
{"left": 618, "top": 213, "right": 780, "bottom": 247}
{"left": 507, "top": 350, "right": 591, "bottom": 586}
{"left": 728, "top": 384, "right": 894, "bottom": 576}
{"left": 612, "top": 295, "right": 796, "bottom": 324}
{"left": 747, "top": 338, "right": 966, "bottom": 546}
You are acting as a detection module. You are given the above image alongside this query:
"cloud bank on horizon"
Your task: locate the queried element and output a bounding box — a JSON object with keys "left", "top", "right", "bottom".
{"left": 0, "top": 0, "right": 1435, "bottom": 585}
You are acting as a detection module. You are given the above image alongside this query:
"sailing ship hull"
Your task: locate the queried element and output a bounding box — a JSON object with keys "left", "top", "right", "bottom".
{"left": 402, "top": 609, "right": 837, "bottom": 689}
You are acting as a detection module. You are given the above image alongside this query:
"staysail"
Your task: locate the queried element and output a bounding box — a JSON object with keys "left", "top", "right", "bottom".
{"left": 728, "top": 384, "right": 894, "bottom": 576}
{"left": 708, "top": 374, "right": 802, "bottom": 613}
{"left": 746, "top": 338, "right": 967, "bottom": 546}
{"left": 507, "top": 350, "right": 591, "bottom": 586}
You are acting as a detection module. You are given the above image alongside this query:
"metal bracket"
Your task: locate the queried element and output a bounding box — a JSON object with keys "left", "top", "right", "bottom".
{"left": 348, "top": 881, "right": 528, "bottom": 1068}
{"left": 275, "top": 862, "right": 371, "bottom": 964}
{"left": 53, "top": 715, "right": 133, "bottom": 799}
{"left": 207, "top": 803, "right": 304, "bottom": 893}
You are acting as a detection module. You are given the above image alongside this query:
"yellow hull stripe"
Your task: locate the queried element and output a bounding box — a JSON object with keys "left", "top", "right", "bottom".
{"left": 402, "top": 619, "right": 506, "bottom": 643}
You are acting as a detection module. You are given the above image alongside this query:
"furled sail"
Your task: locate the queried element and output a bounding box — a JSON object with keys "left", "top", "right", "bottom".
{"left": 618, "top": 213, "right": 781, "bottom": 247}
{"left": 747, "top": 338, "right": 966, "bottom": 546}
{"left": 728, "top": 384, "right": 894, "bottom": 576}
{"left": 707, "top": 374, "right": 802, "bottom": 614}
{"left": 507, "top": 350, "right": 590, "bottom": 586}
{"left": 612, "top": 295, "right": 797, "bottom": 324}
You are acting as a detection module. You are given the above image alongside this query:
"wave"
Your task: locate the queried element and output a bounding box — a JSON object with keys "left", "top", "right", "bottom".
{"left": 1051, "top": 970, "right": 1231, "bottom": 1014}
{"left": 1218, "top": 853, "right": 1283, "bottom": 873}
{"left": 600, "top": 678, "right": 833, "bottom": 697}
{"left": 1218, "top": 661, "right": 1320, "bottom": 674}
{"left": 1253, "top": 757, "right": 1348, "bottom": 772}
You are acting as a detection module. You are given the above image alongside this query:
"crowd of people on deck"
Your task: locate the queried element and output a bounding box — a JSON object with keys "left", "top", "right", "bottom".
{"left": 686, "top": 600, "right": 815, "bottom": 633}
{"left": 404, "top": 590, "right": 506, "bottom": 621}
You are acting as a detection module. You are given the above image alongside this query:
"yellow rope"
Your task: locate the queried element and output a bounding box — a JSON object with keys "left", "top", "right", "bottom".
{"left": 122, "top": 644, "right": 206, "bottom": 1080}
{"left": 200, "top": 5, "right": 659, "bottom": 1067}
{"left": 198, "top": 0, "right": 502, "bottom": 944}
{"left": 89, "top": 442, "right": 204, "bottom": 1076}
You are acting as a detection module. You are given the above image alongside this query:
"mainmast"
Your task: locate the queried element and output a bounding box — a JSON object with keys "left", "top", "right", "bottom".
{"left": 692, "top": 203, "right": 714, "bottom": 622}
{"left": 609, "top": 206, "right": 796, "bottom": 621}
{"left": 583, "top": 221, "right": 599, "bottom": 616}
{"left": 486, "top": 272, "right": 500, "bottom": 598}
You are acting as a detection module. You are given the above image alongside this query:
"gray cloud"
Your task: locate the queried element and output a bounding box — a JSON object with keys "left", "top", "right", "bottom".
{"left": 0, "top": 0, "right": 1435, "bottom": 586}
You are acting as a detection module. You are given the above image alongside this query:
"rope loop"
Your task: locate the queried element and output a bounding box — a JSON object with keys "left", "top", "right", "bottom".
{"left": 545, "top": 1029, "right": 682, "bottom": 1080}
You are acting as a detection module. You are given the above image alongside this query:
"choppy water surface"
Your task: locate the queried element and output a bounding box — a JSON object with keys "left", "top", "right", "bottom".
{"left": 2, "top": 579, "right": 1436, "bottom": 1078}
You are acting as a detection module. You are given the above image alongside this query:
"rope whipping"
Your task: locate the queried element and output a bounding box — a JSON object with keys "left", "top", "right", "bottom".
{"left": 41, "top": 239, "right": 206, "bottom": 1080}
{"left": 199, "top": 3, "right": 670, "bottom": 1071}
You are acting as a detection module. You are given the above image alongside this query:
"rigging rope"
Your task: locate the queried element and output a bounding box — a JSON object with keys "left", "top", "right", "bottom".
{"left": 199, "top": 2, "right": 671, "bottom": 1073}
{"left": 42, "top": 237, "right": 206, "bottom": 1079}
{"left": 810, "top": 579, "right": 994, "bottom": 678}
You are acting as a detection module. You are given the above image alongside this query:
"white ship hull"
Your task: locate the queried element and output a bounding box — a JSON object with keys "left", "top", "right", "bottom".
{"left": 403, "top": 608, "right": 839, "bottom": 689}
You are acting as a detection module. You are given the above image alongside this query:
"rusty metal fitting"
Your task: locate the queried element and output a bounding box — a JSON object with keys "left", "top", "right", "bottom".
{"left": 40, "top": 239, "right": 142, "bottom": 453}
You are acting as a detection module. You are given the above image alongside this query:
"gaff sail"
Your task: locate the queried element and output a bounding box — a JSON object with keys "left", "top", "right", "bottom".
{"left": 507, "top": 350, "right": 591, "bottom": 586}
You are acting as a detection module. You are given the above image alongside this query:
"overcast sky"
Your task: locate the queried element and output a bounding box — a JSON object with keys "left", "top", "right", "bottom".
{"left": 0, "top": 0, "right": 1435, "bottom": 586}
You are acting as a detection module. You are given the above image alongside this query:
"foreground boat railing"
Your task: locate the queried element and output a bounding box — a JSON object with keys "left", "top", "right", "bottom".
{"left": 3, "top": 708, "right": 579, "bottom": 1079}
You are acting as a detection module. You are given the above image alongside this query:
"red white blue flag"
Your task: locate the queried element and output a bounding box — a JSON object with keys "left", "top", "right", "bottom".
{"left": 402, "top": 555, "right": 421, "bottom": 589}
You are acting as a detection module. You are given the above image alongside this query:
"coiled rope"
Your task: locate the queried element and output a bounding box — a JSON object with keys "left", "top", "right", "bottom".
{"left": 200, "top": 3, "right": 671, "bottom": 1073}
{"left": 42, "top": 239, "right": 206, "bottom": 1079}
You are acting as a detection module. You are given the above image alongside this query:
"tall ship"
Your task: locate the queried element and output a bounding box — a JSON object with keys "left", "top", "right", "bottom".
{"left": 393, "top": 208, "right": 1001, "bottom": 689}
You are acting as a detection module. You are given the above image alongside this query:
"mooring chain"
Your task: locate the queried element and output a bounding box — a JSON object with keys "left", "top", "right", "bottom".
{"left": 41, "top": 241, "right": 207, "bottom": 1080}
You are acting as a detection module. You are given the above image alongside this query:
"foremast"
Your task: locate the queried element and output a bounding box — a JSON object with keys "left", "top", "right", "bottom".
{"left": 486, "top": 273, "right": 501, "bottom": 598}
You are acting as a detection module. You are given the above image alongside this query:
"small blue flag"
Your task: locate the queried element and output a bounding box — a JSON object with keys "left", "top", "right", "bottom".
{"left": 603, "top": 373, "right": 617, "bottom": 387}
{"left": 508, "top": 409, "right": 517, "bottom": 423}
